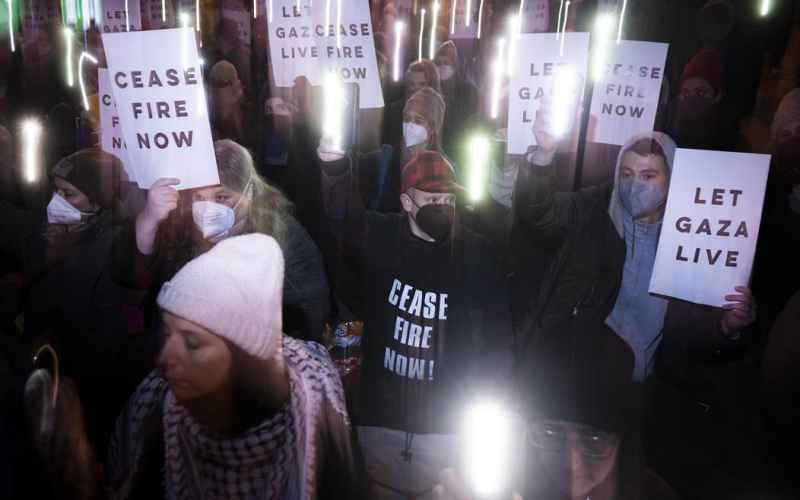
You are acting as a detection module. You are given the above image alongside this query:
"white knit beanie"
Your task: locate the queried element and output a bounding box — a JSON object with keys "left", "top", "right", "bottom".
{"left": 157, "top": 234, "right": 284, "bottom": 360}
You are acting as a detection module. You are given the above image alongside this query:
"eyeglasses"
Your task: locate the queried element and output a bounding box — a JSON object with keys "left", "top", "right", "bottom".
{"left": 527, "top": 421, "right": 617, "bottom": 459}
{"left": 680, "top": 87, "right": 713, "bottom": 99}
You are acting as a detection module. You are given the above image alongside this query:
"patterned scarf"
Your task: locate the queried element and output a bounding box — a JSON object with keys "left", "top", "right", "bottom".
{"left": 109, "top": 337, "right": 348, "bottom": 500}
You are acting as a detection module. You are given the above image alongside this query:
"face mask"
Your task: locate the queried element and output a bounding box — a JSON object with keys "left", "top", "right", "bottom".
{"left": 192, "top": 201, "right": 236, "bottom": 241}
{"left": 618, "top": 178, "right": 667, "bottom": 219}
{"left": 677, "top": 95, "right": 715, "bottom": 121}
{"left": 437, "top": 64, "right": 455, "bottom": 81}
{"left": 413, "top": 202, "right": 455, "bottom": 241}
{"left": 403, "top": 122, "right": 428, "bottom": 148}
{"left": 47, "top": 193, "right": 83, "bottom": 225}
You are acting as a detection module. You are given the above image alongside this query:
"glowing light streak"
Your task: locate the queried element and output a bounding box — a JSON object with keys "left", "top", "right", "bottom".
{"left": 78, "top": 51, "right": 98, "bottom": 111}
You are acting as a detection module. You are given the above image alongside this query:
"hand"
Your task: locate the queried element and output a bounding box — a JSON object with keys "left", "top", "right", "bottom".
{"left": 720, "top": 286, "right": 756, "bottom": 336}
{"left": 317, "top": 136, "right": 346, "bottom": 162}
{"left": 142, "top": 178, "right": 180, "bottom": 228}
{"left": 531, "top": 95, "right": 558, "bottom": 165}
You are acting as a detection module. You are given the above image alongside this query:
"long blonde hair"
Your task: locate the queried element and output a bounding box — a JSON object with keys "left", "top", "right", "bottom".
{"left": 214, "top": 139, "right": 293, "bottom": 247}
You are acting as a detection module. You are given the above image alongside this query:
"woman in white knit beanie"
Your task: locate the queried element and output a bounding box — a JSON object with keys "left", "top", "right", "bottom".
{"left": 107, "top": 234, "right": 362, "bottom": 500}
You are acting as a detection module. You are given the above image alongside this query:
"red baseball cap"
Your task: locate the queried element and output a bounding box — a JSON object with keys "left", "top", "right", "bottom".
{"left": 401, "top": 150, "right": 463, "bottom": 193}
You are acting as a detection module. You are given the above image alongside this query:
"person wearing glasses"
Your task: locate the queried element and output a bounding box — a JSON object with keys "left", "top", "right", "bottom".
{"left": 434, "top": 331, "right": 678, "bottom": 500}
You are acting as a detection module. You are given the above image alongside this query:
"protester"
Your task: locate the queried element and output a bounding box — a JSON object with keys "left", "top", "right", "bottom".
{"left": 114, "top": 139, "right": 330, "bottom": 342}
{"left": 208, "top": 61, "right": 258, "bottom": 155}
{"left": 107, "top": 234, "right": 361, "bottom": 500}
{"left": 434, "top": 41, "right": 479, "bottom": 160}
{"left": 753, "top": 88, "right": 800, "bottom": 329}
{"left": 316, "top": 142, "right": 512, "bottom": 498}
{"left": 0, "top": 148, "right": 151, "bottom": 453}
{"left": 513, "top": 102, "right": 757, "bottom": 496}
{"left": 382, "top": 59, "right": 442, "bottom": 151}
{"left": 666, "top": 48, "right": 736, "bottom": 150}
{"left": 435, "top": 331, "right": 678, "bottom": 500}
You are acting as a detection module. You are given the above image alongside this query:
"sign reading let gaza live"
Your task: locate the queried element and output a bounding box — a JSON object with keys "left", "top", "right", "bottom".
{"left": 649, "top": 149, "right": 770, "bottom": 307}
{"left": 102, "top": 29, "right": 219, "bottom": 191}
{"left": 589, "top": 41, "right": 668, "bottom": 146}
{"left": 267, "top": 0, "right": 384, "bottom": 109}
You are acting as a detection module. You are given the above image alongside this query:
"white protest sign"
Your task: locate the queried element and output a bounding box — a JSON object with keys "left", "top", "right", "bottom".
{"left": 267, "top": 0, "right": 384, "bottom": 109}
{"left": 507, "top": 32, "right": 590, "bottom": 155}
{"left": 102, "top": 29, "right": 219, "bottom": 190}
{"left": 98, "top": 68, "right": 138, "bottom": 184}
{"left": 450, "top": 0, "right": 480, "bottom": 39}
{"left": 102, "top": 0, "right": 143, "bottom": 32}
{"left": 589, "top": 41, "right": 667, "bottom": 146}
{"left": 649, "top": 149, "right": 770, "bottom": 307}
{"left": 521, "top": 0, "right": 549, "bottom": 33}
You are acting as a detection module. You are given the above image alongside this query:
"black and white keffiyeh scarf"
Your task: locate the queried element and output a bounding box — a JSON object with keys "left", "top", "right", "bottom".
{"left": 109, "top": 337, "right": 348, "bottom": 500}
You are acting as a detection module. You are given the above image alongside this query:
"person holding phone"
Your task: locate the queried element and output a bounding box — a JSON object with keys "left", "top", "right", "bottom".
{"left": 316, "top": 140, "right": 512, "bottom": 498}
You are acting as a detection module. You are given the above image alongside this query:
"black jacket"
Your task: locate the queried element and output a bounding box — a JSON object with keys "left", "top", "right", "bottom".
{"left": 318, "top": 154, "right": 513, "bottom": 434}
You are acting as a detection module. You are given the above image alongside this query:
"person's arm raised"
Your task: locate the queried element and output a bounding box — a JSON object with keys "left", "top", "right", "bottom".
{"left": 134, "top": 178, "right": 180, "bottom": 255}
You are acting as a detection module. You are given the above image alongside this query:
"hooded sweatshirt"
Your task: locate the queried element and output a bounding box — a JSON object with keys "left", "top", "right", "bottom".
{"left": 605, "top": 132, "right": 676, "bottom": 382}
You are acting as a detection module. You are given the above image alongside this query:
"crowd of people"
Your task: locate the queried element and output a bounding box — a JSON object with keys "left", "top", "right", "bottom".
{"left": 1, "top": 0, "right": 800, "bottom": 499}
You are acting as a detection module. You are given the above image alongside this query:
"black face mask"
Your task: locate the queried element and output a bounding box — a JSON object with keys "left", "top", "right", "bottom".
{"left": 413, "top": 203, "right": 455, "bottom": 242}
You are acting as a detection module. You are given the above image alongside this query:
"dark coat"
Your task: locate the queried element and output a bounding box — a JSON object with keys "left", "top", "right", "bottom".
{"left": 511, "top": 162, "right": 746, "bottom": 412}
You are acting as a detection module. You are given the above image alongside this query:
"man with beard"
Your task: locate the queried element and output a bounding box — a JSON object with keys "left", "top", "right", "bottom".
{"left": 316, "top": 144, "right": 512, "bottom": 499}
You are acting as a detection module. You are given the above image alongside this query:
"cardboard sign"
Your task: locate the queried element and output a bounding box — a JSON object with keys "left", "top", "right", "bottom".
{"left": 649, "top": 149, "right": 770, "bottom": 307}
{"left": 521, "top": 0, "right": 549, "bottom": 33}
{"left": 98, "top": 68, "right": 138, "bottom": 184}
{"left": 266, "top": 0, "right": 384, "bottom": 109}
{"left": 507, "top": 32, "right": 590, "bottom": 155}
{"left": 588, "top": 41, "right": 667, "bottom": 146}
{"left": 450, "top": 0, "right": 481, "bottom": 40}
{"left": 102, "top": 0, "right": 142, "bottom": 32}
{"left": 102, "top": 29, "right": 219, "bottom": 190}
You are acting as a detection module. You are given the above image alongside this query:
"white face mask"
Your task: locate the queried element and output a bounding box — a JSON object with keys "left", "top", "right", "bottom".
{"left": 403, "top": 122, "right": 429, "bottom": 148}
{"left": 437, "top": 64, "right": 455, "bottom": 81}
{"left": 192, "top": 201, "right": 236, "bottom": 241}
{"left": 47, "top": 193, "right": 83, "bottom": 225}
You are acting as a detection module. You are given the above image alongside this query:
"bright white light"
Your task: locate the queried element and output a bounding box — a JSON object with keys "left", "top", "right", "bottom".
{"left": 592, "top": 13, "right": 615, "bottom": 81}
{"left": 476, "top": 0, "right": 485, "bottom": 39}
{"left": 253, "top": 0, "right": 256, "bottom": 18}
{"left": 555, "top": 0, "right": 565, "bottom": 40}
{"left": 64, "top": 0, "right": 78, "bottom": 25}
{"left": 418, "top": 8, "right": 426, "bottom": 61}
{"left": 21, "top": 119, "right": 43, "bottom": 184}
{"left": 393, "top": 21, "right": 405, "bottom": 82}
{"left": 468, "top": 135, "right": 490, "bottom": 201}
{"left": 450, "top": 0, "right": 457, "bottom": 34}
{"left": 81, "top": 0, "right": 91, "bottom": 30}
{"left": 463, "top": 402, "right": 513, "bottom": 498}
{"left": 428, "top": 1, "right": 439, "bottom": 60}
{"left": 616, "top": 0, "right": 628, "bottom": 43}
{"left": 322, "top": 72, "right": 345, "bottom": 152}
{"left": 465, "top": 0, "right": 471, "bottom": 27}
{"left": 162, "top": 0, "right": 166, "bottom": 22}
{"left": 125, "top": 0, "right": 130, "bottom": 31}
{"left": 78, "top": 51, "right": 98, "bottom": 111}
{"left": 336, "top": 0, "right": 342, "bottom": 48}
{"left": 506, "top": 15, "right": 520, "bottom": 76}
{"left": 63, "top": 28, "right": 74, "bottom": 87}
{"left": 195, "top": 0, "right": 201, "bottom": 32}
{"left": 5, "top": 0, "right": 14, "bottom": 52}
{"left": 268, "top": 0, "right": 273, "bottom": 22}
{"left": 760, "top": 0, "right": 771, "bottom": 17}
{"left": 180, "top": 13, "right": 192, "bottom": 68}
{"left": 559, "top": 1, "right": 571, "bottom": 56}
{"left": 490, "top": 38, "right": 505, "bottom": 120}
{"left": 552, "top": 65, "right": 578, "bottom": 137}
